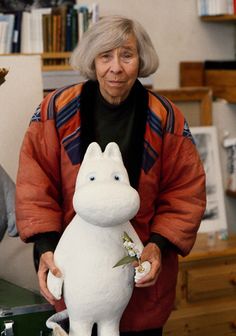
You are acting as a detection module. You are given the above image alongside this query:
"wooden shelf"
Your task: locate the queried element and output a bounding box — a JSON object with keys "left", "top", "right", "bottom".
{"left": 41, "top": 52, "right": 72, "bottom": 71}
{"left": 1, "top": 52, "right": 72, "bottom": 71}
{"left": 226, "top": 189, "right": 236, "bottom": 198}
{"left": 164, "top": 234, "right": 236, "bottom": 335}
{"left": 180, "top": 233, "right": 236, "bottom": 262}
{"left": 201, "top": 14, "right": 236, "bottom": 22}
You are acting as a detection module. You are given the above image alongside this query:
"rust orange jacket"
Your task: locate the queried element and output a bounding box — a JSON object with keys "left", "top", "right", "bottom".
{"left": 16, "top": 81, "right": 206, "bottom": 331}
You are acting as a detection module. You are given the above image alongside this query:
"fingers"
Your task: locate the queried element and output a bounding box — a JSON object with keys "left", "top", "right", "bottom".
{"left": 38, "top": 251, "right": 61, "bottom": 304}
{"left": 135, "top": 259, "right": 160, "bottom": 287}
{"left": 135, "top": 243, "right": 162, "bottom": 288}
{"left": 41, "top": 251, "right": 62, "bottom": 277}
{"left": 38, "top": 266, "right": 56, "bottom": 305}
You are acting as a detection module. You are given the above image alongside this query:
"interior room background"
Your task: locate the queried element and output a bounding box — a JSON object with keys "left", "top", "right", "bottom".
{"left": 0, "top": 0, "right": 236, "bottom": 292}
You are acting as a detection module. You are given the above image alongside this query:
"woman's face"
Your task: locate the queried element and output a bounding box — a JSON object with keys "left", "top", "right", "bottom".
{"left": 94, "top": 34, "right": 139, "bottom": 105}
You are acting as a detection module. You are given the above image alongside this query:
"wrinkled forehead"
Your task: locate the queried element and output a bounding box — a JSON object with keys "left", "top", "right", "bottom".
{"left": 96, "top": 32, "right": 138, "bottom": 55}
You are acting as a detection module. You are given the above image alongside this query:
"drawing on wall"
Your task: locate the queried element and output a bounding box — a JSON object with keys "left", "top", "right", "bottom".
{"left": 191, "top": 126, "right": 227, "bottom": 234}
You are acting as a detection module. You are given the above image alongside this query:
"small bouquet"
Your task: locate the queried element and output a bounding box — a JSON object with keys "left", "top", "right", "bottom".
{"left": 113, "top": 232, "right": 151, "bottom": 282}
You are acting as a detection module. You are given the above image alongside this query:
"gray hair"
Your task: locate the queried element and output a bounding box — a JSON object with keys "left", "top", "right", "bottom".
{"left": 70, "top": 15, "right": 159, "bottom": 79}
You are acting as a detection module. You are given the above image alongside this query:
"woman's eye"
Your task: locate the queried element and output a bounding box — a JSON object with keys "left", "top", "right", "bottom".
{"left": 90, "top": 176, "right": 95, "bottom": 181}
{"left": 100, "top": 53, "right": 111, "bottom": 61}
{"left": 114, "top": 175, "right": 120, "bottom": 181}
{"left": 123, "top": 53, "right": 132, "bottom": 58}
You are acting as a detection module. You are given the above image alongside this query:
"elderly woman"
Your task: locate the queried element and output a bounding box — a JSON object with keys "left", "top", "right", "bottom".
{"left": 16, "top": 15, "right": 206, "bottom": 336}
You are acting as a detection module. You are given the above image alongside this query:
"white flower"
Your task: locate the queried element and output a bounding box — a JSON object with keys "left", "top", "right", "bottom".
{"left": 128, "top": 242, "right": 135, "bottom": 248}
{"left": 128, "top": 250, "right": 136, "bottom": 257}
{"left": 113, "top": 232, "right": 144, "bottom": 269}
{"left": 122, "top": 233, "right": 142, "bottom": 259}
{"left": 123, "top": 241, "right": 129, "bottom": 248}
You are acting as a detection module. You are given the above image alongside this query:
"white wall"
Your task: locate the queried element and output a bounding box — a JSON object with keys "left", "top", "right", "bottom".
{"left": 0, "top": 55, "right": 43, "bottom": 291}
{"left": 0, "top": 55, "right": 43, "bottom": 181}
{"left": 81, "top": 0, "right": 235, "bottom": 88}
{"left": 0, "top": 235, "right": 39, "bottom": 291}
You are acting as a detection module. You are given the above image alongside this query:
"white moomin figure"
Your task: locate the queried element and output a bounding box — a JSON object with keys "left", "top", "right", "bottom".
{"left": 46, "top": 142, "right": 151, "bottom": 336}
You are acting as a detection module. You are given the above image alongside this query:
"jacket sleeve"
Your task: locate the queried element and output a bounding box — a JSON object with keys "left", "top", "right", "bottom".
{"left": 151, "top": 107, "right": 206, "bottom": 257}
{"left": 16, "top": 96, "right": 63, "bottom": 242}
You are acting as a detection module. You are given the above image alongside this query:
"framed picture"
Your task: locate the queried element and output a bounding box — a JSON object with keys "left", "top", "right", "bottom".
{"left": 191, "top": 126, "right": 227, "bottom": 233}
{"left": 156, "top": 87, "right": 212, "bottom": 126}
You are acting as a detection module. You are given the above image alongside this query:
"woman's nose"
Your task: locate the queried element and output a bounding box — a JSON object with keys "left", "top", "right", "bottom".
{"left": 110, "top": 55, "right": 122, "bottom": 73}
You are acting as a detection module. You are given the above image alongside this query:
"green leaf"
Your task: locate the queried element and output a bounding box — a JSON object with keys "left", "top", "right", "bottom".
{"left": 113, "top": 255, "right": 137, "bottom": 268}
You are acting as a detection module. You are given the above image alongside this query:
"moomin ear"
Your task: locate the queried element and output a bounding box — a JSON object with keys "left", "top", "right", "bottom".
{"left": 83, "top": 142, "right": 103, "bottom": 160}
{"left": 104, "top": 142, "right": 123, "bottom": 163}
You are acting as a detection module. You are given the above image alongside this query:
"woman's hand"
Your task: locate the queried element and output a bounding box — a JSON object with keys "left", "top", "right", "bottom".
{"left": 135, "top": 242, "right": 162, "bottom": 287}
{"left": 38, "top": 251, "right": 62, "bottom": 305}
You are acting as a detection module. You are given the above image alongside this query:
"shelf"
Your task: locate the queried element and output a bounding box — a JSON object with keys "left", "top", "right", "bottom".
{"left": 226, "top": 189, "right": 236, "bottom": 198}
{"left": 1, "top": 52, "right": 72, "bottom": 71}
{"left": 201, "top": 15, "right": 236, "bottom": 22}
{"left": 41, "top": 52, "right": 72, "bottom": 71}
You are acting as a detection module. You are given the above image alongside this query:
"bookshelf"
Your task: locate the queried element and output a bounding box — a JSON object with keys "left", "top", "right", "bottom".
{"left": 192, "top": 14, "right": 236, "bottom": 103}
{"left": 0, "top": 4, "right": 99, "bottom": 69}
{"left": 41, "top": 52, "right": 71, "bottom": 71}
{"left": 201, "top": 14, "right": 236, "bottom": 22}
{"left": 3, "top": 52, "right": 72, "bottom": 71}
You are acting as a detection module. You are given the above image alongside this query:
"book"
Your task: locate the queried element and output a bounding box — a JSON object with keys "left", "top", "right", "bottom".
{"left": 78, "top": 10, "right": 84, "bottom": 41}
{"left": 65, "top": 6, "right": 73, "bottom": 51}
{"left": 71, "top": 7, "right": 78, "bottom": 50}
{"left": 50, "top": 5, "right": 67, "bottom": 52}
{"left": 42, "top": 13, "right": 50, "bottom": 52}
{"left": 197, "top": 0, "right": 234, "bottom": 16}
{"left": 12, "top": 11, "right": 22, "bottom": 53}
{"left": 52, "top": 13, "right": 58, "bottom": 52}
{"left": 0, "top": 14, "right": 15, "bottom": 53}
{"left": 56, "top": 5, "right": 67, "bottom": 52}
{"left": 91, "top": 3, "right": 99, "bottom": 25}
{"left": 20, "top": 11, "right": 31, "bottom": 53}
{"left": 0, "top": 21, "right": 8, "bottom": 54}
{"left": 31, "top": 8, "right": 52, "bottom": 53}
{"left": 227, "top": 0, "right": 234, "bottom": 14}
{"left": 80, "top": 6, "right": 89, "bottom": 33}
